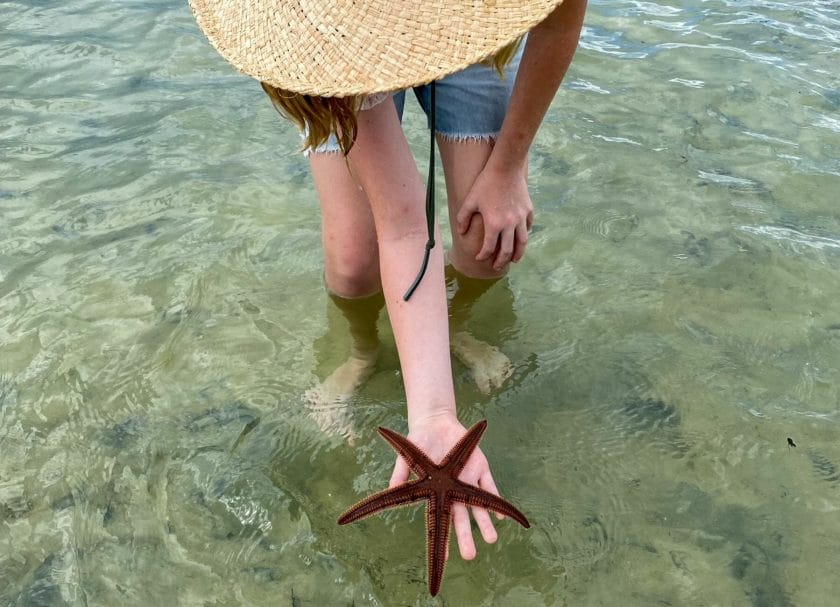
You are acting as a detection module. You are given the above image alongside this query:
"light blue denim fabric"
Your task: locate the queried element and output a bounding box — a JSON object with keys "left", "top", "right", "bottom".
{"left": 308, "top": 40, "right": 525, "bottom": 154}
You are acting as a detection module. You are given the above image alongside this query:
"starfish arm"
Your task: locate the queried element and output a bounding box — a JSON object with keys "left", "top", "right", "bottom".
{"left": 378, "top": 425, "right": 436, "bottom": 478}
{"left": 426, "top": 493, "right": 452, "bottom": 597}
{"left": 338, "top": 479, "right": 430, "bottom": 525}
{"left": 442, "top": 419, "right": 488, "bottom": 478}
{"left": 451, "top": 481, "right": 531, "bottom": 529}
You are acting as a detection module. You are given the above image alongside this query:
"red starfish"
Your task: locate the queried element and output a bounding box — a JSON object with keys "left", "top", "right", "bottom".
{"left": 338, "top": 419, "right": 530, "bottom": 596}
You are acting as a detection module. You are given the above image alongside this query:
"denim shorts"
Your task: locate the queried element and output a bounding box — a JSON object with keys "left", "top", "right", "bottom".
{"left": 309, "top": 41, "right": 524, "bottom": 154}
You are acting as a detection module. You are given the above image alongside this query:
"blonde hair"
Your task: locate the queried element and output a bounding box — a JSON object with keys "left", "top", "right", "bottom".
{"left": 263, "top": 37, "right": 523, "bottom": 155}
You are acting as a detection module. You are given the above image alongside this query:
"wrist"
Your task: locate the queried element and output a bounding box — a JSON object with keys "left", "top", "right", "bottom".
{"left": 484, "top": 145, "right": 528, "bottom": 178}
{"left": 407, "top": 407, "right": 458, "bottom": 432}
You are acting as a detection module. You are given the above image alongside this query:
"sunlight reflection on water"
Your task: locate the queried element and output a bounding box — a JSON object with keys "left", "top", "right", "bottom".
{"left": 2, "top": 0, "right": 839, "bottom": 605}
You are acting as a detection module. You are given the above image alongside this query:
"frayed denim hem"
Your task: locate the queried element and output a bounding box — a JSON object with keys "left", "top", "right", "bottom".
{"left": 304, "top": 132, "right": 499, "bottom": 156}
{"left": 303, "top": 146, "right": 342, "bottom": 157}
{"left": 436, "top": 131, "right": 500, "bottom": 144}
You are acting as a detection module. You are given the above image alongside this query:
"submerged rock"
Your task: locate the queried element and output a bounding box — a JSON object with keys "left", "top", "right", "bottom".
{"left": 184, "top": 401, "right": 258, "bottom": 434}
{"left": 101, "top": 417, "right": 144, "bottom": 449}
{"left": 808, "top": 452, "right": 839, "bottom": 483}
{"left": 621, "top": 398, "right": 681, "bottom": 431}
{"left": 16, "top": 554, "right": 64, "bottom": 607}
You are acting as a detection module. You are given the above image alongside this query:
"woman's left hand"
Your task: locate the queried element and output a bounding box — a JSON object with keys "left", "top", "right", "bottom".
{"left": 455, "top": 162, "right": 533, "bottom": 272}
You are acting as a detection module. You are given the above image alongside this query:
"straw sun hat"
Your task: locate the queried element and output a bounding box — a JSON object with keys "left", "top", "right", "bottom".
{"left": 188, "top": 0, "right": 565, "bottom": 97}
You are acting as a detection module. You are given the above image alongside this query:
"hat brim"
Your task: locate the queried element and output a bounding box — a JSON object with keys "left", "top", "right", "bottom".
{"left": 189, "top": 0, "right": 565, "bottom": 97}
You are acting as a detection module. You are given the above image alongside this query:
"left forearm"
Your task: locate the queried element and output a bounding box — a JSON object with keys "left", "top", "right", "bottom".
{"left": 487, "top": 0, "right": 587, "bottom": 173}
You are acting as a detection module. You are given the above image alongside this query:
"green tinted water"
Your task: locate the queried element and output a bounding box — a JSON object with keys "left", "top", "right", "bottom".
{"left": 2, "top": 0, "right": 839, "bottom": 605}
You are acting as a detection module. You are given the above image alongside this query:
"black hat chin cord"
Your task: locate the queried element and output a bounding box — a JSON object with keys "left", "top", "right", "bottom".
{"left": 403, "top": 81, "right": 437, "bottom": 302}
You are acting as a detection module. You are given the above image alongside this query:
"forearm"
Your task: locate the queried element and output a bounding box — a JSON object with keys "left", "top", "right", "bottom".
{"left": 378, "top": 230, "right": 457, "bottom": 428}
{"left": 347, "top": 103, "right": 457, "bottom": 428}
{"left": 487, "top": 0, "right": 587, "bottom": 173}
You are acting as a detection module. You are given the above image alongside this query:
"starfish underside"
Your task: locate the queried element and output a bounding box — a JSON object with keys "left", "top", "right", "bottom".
{"left": 338, "top": 419, "right": 530, "bottom": 596}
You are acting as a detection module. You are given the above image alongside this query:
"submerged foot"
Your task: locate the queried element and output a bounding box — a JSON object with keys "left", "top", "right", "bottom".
{"left": 304, "top": 350, "right": 378, "bottom": 443}
{"left": 451, "top": 331, "right": 513, "bottom": 394}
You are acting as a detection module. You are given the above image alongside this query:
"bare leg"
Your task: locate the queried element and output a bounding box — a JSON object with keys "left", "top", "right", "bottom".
{"left": 438, "top": 138, "right": 514, "bottom": 393}
{"left": 310, "top": 153, "right": 381, "bottom": 298}
{"left": 445, "top": 266, "right": 513, "bottom": 394}
{"left": 304, "top": 153, "right": 383, "bottom": 440}
{"left": 306, "top": 291, "right": 383, "bottom": 405}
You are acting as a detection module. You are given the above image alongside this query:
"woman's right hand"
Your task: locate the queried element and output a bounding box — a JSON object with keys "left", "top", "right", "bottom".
{"left": 389, "top": 412, "right": 505, "bottom": 561}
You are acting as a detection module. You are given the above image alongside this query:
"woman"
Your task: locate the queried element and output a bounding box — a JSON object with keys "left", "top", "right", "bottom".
{"left": 190, "top": 0, "right": 587, "bottom": 563}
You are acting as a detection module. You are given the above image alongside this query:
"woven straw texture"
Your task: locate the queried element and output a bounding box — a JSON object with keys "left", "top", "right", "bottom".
{"left": 188, "top": 0, "right": 565, "bottom": 96}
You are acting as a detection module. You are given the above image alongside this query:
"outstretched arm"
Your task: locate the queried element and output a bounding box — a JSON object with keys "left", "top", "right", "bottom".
{"left": 345, "top": 99, "right": 503, "bottom": 560}
{"left": 456, "top": 0, "right": 588, "bottom": 270}
{"left": 346, "top": 99, "right": 456, "bottom": 427}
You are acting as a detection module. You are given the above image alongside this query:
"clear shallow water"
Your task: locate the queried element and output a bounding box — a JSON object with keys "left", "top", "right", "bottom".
{"left": 1, "top": 0, "right": 839, "bottom": 604}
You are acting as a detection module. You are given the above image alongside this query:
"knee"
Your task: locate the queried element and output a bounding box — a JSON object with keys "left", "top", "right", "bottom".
{"left": 450, "top": 213, "right": 509, "bottom": 280}
{"left": 324, "top": 246, "right": 381, "bottom": 298}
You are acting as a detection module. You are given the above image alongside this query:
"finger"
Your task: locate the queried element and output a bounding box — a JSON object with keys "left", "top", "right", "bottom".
{"left": 475, "top": 229, "right": 499, "bottom": 262}
{"left": 452, "top": 503, "right": 476, "bottom": 560}
{"left": 388, "top": 456, "right": 409, "bottom": 488}
{"left": 456, "top": 206, "right": 477, "bottom": 235}
{"left": 512, "top": 223, "right": 529, "bottom": 263}
{"left": 526, "top": 209, "right": 534, "bottom": 231}
{"left": 472, "top": 506, "right": 498, "bottom": 545}
{"left": 493, "top": 228, "right": 515, "bottom": 270}
{"left": 480, "top": 471, "right": 506, "bottom": 520}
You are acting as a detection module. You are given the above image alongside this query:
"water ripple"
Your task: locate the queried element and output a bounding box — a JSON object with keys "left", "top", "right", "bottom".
{"left": 738, "top": 225, "right": 840, "bottom": 251}
{"left": 2, "top": 0, "right": 839, "bottom": 604}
